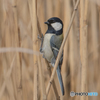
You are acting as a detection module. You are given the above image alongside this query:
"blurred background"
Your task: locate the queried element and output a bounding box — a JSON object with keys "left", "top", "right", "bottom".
{"left": 0, "top": 0, "right": 100, "bottom": 100}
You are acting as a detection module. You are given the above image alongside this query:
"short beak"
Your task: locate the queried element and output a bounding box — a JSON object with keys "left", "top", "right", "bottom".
{"left": 44, "top": 21, "right": 49, "bottom": 25}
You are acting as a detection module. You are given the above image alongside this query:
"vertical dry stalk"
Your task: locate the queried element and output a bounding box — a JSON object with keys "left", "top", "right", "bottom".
{"left": 73, "top": 1, "right": 81, "bottom": 100}
{"left": 68, "top": 1, "right": 75, "bottom": 93}
{"left": 80, "top": 0, "right": 88, "bottom": 100}
{"left": 80, "top": 0, "right": 84, "bottom": 60}
{"left": 0, "top": 0, "right": 3, "bottom": 99}
{"left": 99, "top": 7, "right": 100, "bottom": 75}
{"left": 37, "top": 5, "right": 47, "bottom": 100}
{"left": 64, "top": 0, "right": 76, "bottom": 99}
{"left": 73, "top": 0, "right": 80, "bottom": 42}
{"left": 46, "top": 0, "right": 80, "bottom": 96}
{"left": 38, "top": 56, "right": 47, "bottom": 100}
{"left": 31, "top": 0, "right": 38, "bottom": 100}
{"left": 46, "top": 0, "right": 53, "bottom": 19}
{"left": 37, "top": 0, "right": 46, "bottom": 34}
{"left": 1, "top": 1, "right": 16, "bottom": 99}
{"left": 97, "top": 6, "right": 100, "bottom": 95}
{"left": 11, "top": 0, "right": 22, "bottom": 100}
{"left": 54, "top": 0, "right": 60, "bottom": 17}
{"left": 30, "top": 0, "right": 47, "bottom": 99}
{"left": 91, "top": 0, "right": 99, "bottom": 81}
{"left": 31, "top": 0, "right": 47, "bottom": 100}
{"left": 62, "top": 0, "right": 70, "bottom": 99}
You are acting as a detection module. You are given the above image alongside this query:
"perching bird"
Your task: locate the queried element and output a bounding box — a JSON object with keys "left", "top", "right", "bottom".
{"left": 40, "top": 17, "right": 64, "bottom": 95}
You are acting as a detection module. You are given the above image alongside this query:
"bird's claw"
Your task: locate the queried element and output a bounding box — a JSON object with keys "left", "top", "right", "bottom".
{"left": 38, "top": 33, "right": 44, "bottom": 53}
{"left": 38, "top": 34, "right": 44, "bottom": 40}
{"left": 40, "top": 48, "right": 43, "bottom": 53}
{"left": 38, "top": 34, "right": 42, "bottom": 40}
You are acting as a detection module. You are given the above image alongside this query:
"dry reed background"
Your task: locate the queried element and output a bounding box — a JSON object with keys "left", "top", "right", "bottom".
{"left": 0, "top": 0, "right": 100, "bottom": 100}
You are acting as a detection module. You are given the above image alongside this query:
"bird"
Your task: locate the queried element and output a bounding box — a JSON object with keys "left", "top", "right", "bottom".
{"left": 40, "top": 17, "right": 64, "bottom": 95}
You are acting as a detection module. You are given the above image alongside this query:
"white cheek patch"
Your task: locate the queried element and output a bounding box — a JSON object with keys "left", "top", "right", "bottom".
{"left": 51, "top": 22, "right": 62, "bottom": 31}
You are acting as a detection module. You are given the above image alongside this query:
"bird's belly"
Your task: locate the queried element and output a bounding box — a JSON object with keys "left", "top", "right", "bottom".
{"left": 42, "top": 34, "right": 54, "bottom": 62}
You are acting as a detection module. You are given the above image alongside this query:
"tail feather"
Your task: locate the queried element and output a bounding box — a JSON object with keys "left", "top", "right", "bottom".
{"left": 56, "top": 66, "right": 64, "bottom": 95}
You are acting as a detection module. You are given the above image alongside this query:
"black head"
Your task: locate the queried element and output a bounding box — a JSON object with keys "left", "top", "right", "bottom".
{"left": 44, "top": 17, "right": 63, "bottom": 35}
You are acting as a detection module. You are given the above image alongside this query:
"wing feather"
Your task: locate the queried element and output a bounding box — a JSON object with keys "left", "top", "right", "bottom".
{"left": 50, "top": 35, "right": 63, "bottom": 65}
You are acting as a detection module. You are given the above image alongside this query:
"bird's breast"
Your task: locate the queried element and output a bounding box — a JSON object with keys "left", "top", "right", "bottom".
{"left": 42, "top": 34, "right": 54, "bottom": 62}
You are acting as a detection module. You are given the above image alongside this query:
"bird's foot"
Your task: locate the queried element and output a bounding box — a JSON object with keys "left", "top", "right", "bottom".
{"left": 38, "top": 34, "right": 44, "bottom": 40}
{"left": 38, "top": 34, "right": 44, "bottom": 53}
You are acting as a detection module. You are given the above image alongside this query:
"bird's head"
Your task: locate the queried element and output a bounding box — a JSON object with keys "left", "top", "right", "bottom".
{"left": 44, "top": 17, "right": 63, "bottom": 35}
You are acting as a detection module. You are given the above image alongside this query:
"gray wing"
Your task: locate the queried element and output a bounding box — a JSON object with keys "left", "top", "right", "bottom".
{"left": 50, "top": 35, "right": 63, "bottom": 66}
